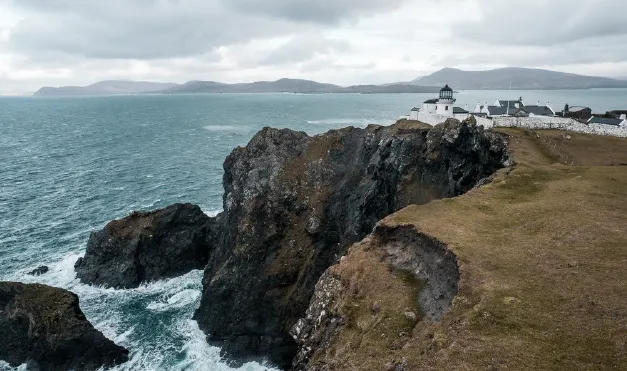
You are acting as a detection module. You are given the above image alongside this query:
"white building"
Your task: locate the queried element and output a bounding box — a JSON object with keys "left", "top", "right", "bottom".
{"left": 410, "top": 85, "right": 471, "bottom": 124}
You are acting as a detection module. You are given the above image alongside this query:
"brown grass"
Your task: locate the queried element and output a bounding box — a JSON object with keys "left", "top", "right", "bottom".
{"left": 313, "top": 128, "right": 627, "bottom": 370}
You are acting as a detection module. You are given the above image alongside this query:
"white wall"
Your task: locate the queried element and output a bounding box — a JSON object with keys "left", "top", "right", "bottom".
{"left": 493, "top": 117, "right": 627, "bottom": 137}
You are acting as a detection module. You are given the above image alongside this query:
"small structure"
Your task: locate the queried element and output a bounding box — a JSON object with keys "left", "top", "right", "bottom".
{"left": 410, "top": 85, "right": 471, "bottom": 122}
{"left": 588, "top": 116, "right": 627, "bottom": 127}
{"left": 562, "top": 105, "right": 592, "bottom": 121}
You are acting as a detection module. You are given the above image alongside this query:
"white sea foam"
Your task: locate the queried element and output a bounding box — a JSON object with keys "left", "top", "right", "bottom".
{"left": 203, "top": 125, "right": 248, "bottom": 132}
{"left": 307, "top": 118, "right": 379, "bottom": 127}
{"left": 4, "top": 254, "right": 277, "bottom": 371}
{"left": 201, "top": 208, "right": 222, "bottom": 217}
{"left": 146, "top": 289, "right": 201, "bottom": 312}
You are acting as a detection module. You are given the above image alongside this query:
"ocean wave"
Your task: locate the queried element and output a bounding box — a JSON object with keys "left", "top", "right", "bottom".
{"left": 203, "top": 125, "right": 249, "bottom": 132}
{"left": 3, "top": 255, "right": 276, "bottom": 371}
{"left": 306, "top": 118, "right": 379, "bottom": 126}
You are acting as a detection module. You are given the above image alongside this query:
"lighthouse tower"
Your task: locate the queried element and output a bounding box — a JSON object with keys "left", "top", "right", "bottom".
{"left": 436, "top": 84, "right": 455, "bottom": 116}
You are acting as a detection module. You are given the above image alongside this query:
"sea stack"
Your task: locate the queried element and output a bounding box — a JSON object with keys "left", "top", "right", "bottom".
{"left": 75, "top": 203, "right": 219, "bottom": 289}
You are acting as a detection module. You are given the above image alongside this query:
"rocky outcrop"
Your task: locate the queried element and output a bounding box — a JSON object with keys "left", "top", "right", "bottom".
{"left": 193, "top": 118, "right": 510, "bottom": 368}
{"left": 28, "top": 266, "right": 49, "bottom": 276}
{"left": 0, "top": 282, "right": 128, "bottom": 370}
{"left": 290, "top": 225, "right": 460, "bottom": 370}
{"left": 75, "top": 203, "right": 218, "bottom": 289}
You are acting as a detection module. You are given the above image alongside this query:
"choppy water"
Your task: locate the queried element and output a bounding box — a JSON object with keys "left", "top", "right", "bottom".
{"left": 1, "top": 90, "right": 626, "bottom": 370}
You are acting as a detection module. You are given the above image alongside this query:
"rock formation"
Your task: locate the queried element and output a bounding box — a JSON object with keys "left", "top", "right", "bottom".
{"left": 75, "top": 203, "right": 218, "bottom": 289}
{"left": 28, "top": 266, "right": 49, "bottom": 276}
{"left": 0, "top": 281, "right": 128, "bottom": 370}
{"left": 290, "top": 225, "right": 460, "bottom": 370}
{"left": 193, "top": 118, "right": 510, "bottom": 368}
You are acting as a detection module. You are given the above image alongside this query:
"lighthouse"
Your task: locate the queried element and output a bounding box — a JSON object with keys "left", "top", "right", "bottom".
{"left": 436, "top": 84, "right": 455, "bottom": 116}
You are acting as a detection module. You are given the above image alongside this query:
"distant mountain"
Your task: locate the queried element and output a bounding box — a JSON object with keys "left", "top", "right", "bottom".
{"left": 34, "top": 81, "right": 180, "bottom": 97}
{"left": 156, "top": 78, "right": 441, "bottom": 94}
{"left": 413, "top": 67, "right": 627, "bottom": 90}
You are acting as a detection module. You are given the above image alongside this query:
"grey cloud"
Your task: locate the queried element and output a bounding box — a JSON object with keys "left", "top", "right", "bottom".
{"left": 453, "top": 0, "right": 627, "bottom": 46}
{"left": 260, "top": 35, "right": 350, "bottom": 65}
{"left": 225, "top": 0, "right": 409, "bottom": 24}
{"left": 8, "top": 1, "right": 297, "bottom": 59}
{"left": 7, "top": 0, "right": 407, "bottom": 60}
{"left": 437, "top": 33, "right": 627, "bottom": 68}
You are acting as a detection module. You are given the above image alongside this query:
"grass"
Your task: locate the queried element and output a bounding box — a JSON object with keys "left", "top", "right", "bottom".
{"left": 308, "top": 128, "right": 627, "bottom": 370}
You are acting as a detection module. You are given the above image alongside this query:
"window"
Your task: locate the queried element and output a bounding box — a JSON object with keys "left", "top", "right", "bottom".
{"left": 445, "top": 106, "right": 449, "bottom": 111}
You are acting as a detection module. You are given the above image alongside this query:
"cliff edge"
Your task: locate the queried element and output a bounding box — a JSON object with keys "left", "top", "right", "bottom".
{"left": 193, "top": 118, "right": 510, "bottom": 367}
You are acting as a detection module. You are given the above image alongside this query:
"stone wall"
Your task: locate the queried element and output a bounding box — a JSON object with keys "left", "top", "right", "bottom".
{"left": 492, "top": 116, "right": 627, "bottom": 137}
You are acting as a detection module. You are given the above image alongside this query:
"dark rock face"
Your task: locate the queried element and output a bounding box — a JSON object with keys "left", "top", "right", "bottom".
{"left": 194, "top": 118, "right": 510, "bottom": 368}
{"left": 0, "top": 282, "right": 128, "bottom": 370}
{"left": 291, "top": 225, "right": 460, "bottom": 370}
{"left": 75, "top": 203, "right": 218, "bottom": 289}
{"left": 28, "top": 266, "right": 49, "bottom": 276}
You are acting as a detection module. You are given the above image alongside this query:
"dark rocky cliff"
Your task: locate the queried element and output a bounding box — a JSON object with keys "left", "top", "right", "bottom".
{"left": 193, "top": 118, "right": 510, "bottom": 368}
{"left": 0, "top": 282, "right": 128, "bottom": 370}
{"left": 75, "top": 203, "right": 218, "bottom": 289}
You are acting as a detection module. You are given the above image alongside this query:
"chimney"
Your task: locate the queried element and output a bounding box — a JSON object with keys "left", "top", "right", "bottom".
{"left": 537, "top": 100, "right": 540, "bottom": 106}
{"left": 621, "top": 114, "right": 626, "bottom": 120}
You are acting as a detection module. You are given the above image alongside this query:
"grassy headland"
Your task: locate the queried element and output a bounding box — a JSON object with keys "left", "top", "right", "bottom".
{"left": 306, "top": 128, "right": 627, "bottom": 370}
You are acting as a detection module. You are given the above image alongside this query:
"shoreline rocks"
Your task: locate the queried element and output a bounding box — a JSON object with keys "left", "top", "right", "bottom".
{"left": 193, "top": 118, "right": 510, "bottom": 368}
{"left": 0, "top": 281, "right": 128, "bottom": 371}
{"left": 75, "top": 203, "right": 218, "bottom": 289}
{"left": 28, "top": 266, "right": 49, "bottom": 276}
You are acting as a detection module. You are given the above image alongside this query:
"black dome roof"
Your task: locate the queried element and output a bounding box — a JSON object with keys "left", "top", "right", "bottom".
{"left": 440, "top": 84, "right": 453, "bottom": 92}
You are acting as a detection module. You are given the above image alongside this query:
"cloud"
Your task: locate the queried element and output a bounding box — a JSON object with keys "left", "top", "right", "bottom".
{"left": 259, "top": 34, "right": 350, "bottom": 65}
{"left": 225, "top": 0, "right": 410, "bottom": 24}
{"left": 7, "top": 1, "right": 301, "bottom": 60}
{"left": 453, "top": 0, "right": 627, "bottom": 46}
{"left": 6, "top": 0, "right": 408, "bottom": 60}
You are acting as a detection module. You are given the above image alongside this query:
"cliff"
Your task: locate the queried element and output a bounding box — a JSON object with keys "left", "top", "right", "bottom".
{"left": 193, "top": 118, "right": 510, "bottom": 367}
{"left": 0, "top": 282, "right": 128, "bottom": 370}
{"left": 288, "top": 128, "right": 627, "bottom": 370}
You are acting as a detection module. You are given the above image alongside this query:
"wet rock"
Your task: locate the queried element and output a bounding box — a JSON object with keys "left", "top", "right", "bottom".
{"left": 75, "top": 203, "right": 218, "bottom": 289}
{"left": 0, "top": 281, "right": 128, "bottom": 370}
{"left": 193, "top": 118, "right": 509, "bottom": 368}
{"left": 28, "top": 266, "right": 49, "bottom": 276}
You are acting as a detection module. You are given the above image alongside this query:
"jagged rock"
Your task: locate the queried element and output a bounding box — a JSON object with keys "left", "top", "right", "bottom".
{"left": 75, "top": 203, "right": 218, "bottom": 289}
{"left": 28, "top": 266, "right": 49, "bottom": 276}
{"left": 0, "top": 282, "right": 128, "bottom": 370}
{"left": 193, "top": 118, "right": 509, "bottom": 368}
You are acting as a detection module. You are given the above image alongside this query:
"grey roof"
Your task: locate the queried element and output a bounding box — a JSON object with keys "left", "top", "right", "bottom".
{"left": 411, "top": 107, "right": 420, "bottom": 111}
{"left": 589, "top": 117, "right": 624, "bottom": 126}
{"left": 568, "top": 106, "right": 590, "bottom": 112}
{"left": 521, "top": 105, "right": 554, "bottom": 116}
{"left": 498, "top": 100, "right": 525, "bottom": 108}
{"left": 453, "top": 107, "right": 469, "bottom": 114}
{"left": 487, "top": 106, "right": 508, "bottom": 116}
{"left": 424, "top": 98, "right": 438, "bottom": 104}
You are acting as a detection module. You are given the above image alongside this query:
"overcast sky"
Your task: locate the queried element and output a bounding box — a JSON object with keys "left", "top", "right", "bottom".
{"left": 1, "top": 0, "right": 626, "bottom": 93}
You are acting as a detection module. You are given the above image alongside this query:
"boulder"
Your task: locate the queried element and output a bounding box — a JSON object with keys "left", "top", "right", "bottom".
{"left": 0, "top": 281, "right": 128, "bottom": 370}
{"left": 75, "top": 203, "right": 218, "bottom": 289}
{"left": 193, "top": 118, "right": 510, "bottom": 367}
{"left": 28, "top": 266, "right": 49, "bottom": 276}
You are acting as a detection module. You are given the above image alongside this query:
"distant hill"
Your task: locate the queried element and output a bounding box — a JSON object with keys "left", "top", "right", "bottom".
{"left": 156, "top": 78, "right": 441, "bottom": 94}
{"left": 413, "top": 67, "right": 627, "bottom": 90}
{"left": 34, "top": 81, "right": 180, "bottom": 97}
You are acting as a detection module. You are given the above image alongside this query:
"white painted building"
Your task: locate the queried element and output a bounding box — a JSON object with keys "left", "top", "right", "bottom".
{"left": 410, "top": 85, "right": 471, "bottom": 124}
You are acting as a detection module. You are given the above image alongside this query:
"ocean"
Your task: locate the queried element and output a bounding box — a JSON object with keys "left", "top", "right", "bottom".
{"left": 1, "top": 90, "right": 627, "bottom": 370}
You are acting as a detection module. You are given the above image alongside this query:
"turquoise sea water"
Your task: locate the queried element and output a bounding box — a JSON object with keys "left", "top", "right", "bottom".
{"left": 1, "top": 90, "right": 627, "bottom": 370}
